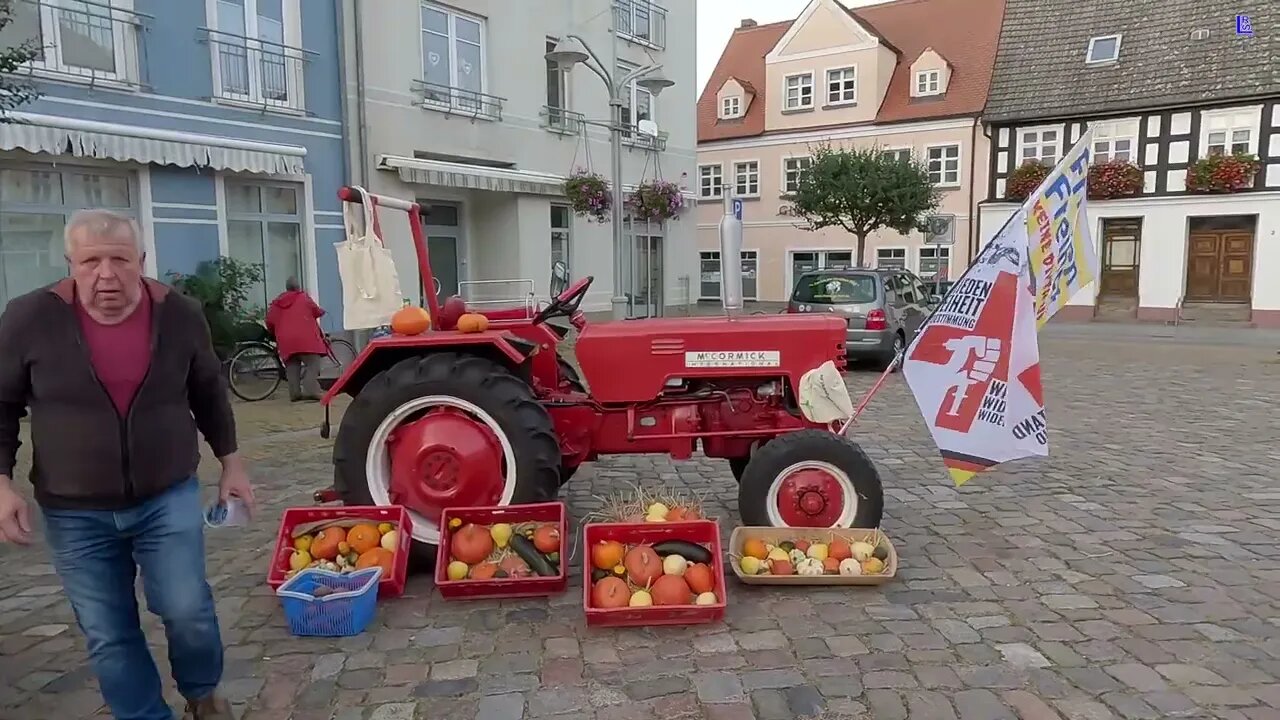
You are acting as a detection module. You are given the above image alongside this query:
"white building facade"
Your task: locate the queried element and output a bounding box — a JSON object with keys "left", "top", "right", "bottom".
{"left": 339, "top": 0, "right": 697, "bottom": 315}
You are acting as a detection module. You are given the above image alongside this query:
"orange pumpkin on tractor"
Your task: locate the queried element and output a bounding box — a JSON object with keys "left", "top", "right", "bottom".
{"left": 316, "top": 186, "right": 884, "bottom": 565}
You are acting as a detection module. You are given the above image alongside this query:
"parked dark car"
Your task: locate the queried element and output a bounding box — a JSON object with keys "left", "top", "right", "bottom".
{"left": 787, "top": 267, "right": 941, "bottom": 370}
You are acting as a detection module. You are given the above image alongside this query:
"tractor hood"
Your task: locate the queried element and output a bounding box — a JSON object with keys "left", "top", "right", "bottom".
{"left": 574, "top": 314, "right": 847, "bottom": 404}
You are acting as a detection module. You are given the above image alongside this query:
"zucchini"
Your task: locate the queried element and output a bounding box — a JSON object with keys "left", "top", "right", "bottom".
{"left": 591, "top": 568, "right": 609, "bottom": 583}
{"left": 510, "top": 535, "right": 558, "bottom": 576}
{"left": 652, "top": 540, "right": 711, "bottom": 565}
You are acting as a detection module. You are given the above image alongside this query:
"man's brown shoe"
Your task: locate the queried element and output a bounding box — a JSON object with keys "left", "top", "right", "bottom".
{"left": 184, "top": 694, "right": 235, "bottom": 720}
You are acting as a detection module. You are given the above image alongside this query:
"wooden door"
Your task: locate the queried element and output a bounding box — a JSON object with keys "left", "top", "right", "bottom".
{"left": 1099, "top": 219, "right": 1141, "bottom": 297}
{"left": 1185, "top": 231, "right": 1254, "bottom": 302}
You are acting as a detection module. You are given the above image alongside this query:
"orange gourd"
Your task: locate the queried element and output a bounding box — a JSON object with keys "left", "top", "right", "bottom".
{"left": 310, "top": 527, "right": 346, "bottom": 561}
{"left": 651, "top": 574, "right": 693, "bottom": 606}
{"left": 346, "top": 523, "right": 381, "bottom": 554}
{"left": 391, "top": 304, "right": 431, "bottom": 335}
{"left": 592, "top": 576, "right": 630, "bottom": 608}
{"left": 532, "top": 525, "right": 560, "bottom": 554}
{"left": 470, "top": 562, "right": 499, "bottom": 580}
{"left": 456, "top": 313, "right": 490, "bottom": 333}
{"left": 450, "top": 523, "right": 494, "bottom": 564}
{"left": 624, "top": 545, "right": 662, "bottom": 586}
{"left": 355, "top": 547, "right": 395, "bottom": 576}
{"left": 591, "top": 540, "right": 626, "bottom": 571}
{"left": 684, "top": 563, "right": 715, "bottom": 594}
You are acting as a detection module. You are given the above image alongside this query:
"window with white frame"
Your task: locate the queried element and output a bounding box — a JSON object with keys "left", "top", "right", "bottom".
{"left": 210, "top": 0, "right": 303, "bottom": 109}
{"left": 881, "top": 148, "right": 912, "bottom": 164}
{"left": 14, "top": 0, "right": 150, "bottom": 86}
{"left": 1020, "top": 127, "right": 1059, "bottom": 165}
{"left": 918, "top": 246, "right": 951, "bottom": 282}
{"left": 551, "top": 204, "right": 572, "bottom": 273}
{"left": 784, "top": 72, "right": 814, "bottom": 110}
{"left": 225, "top": 180, "right": 305, "bottom": 311}
{"left": 420, "top": 3, "right": 487, "bottom": 113}
{"left": 0, "top": 164, "right": 137, "bottom": 309}
{"left": 876, "top": 248, "right": 907, "bottom": 270}
{"left": 1086, "top": 34, "right": 1121, "bottom": 64}
{"left": 1090, "top": 119, "right": 1138, "bottom": 163}
{"left": 734, "top": 161, "right": 760, "bottom": 197}
{"left": 545, "top": 38, "right": 569, "bottom": 128}
{"left": 915, "top": 69, "right": 941, "bottom": 96}
{"left": 617, "top": 60, "right": 656, "bottom": 140}
{"left": 826, "top": 67, "right": 856, "bottom": 105}
{"left": 698, "top": 164, "right": 723, "bottom": 199}
{"left": 721, "top": 96, "right": 741, "bottom": 119}
{"left": 700, "top": 250, "right": 758, "bottom": 300}
{"left": 783, "top": 156, "right": 813, "bottom": 194}
{"left": 1202, "top": 110, "right": 1256, "bottom": 157}
{"left": 926, "top": 145, "right": 960, "bottom": 186}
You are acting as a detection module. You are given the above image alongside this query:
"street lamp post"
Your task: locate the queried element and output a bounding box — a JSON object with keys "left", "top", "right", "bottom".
{"left": 545, "top": 35, "right": 674, "bottom": 321}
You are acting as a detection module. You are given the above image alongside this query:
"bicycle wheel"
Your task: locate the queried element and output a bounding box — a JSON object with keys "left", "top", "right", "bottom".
{"left": 327, "top": 337, "right": 358, "bottom": 374}
{"left": 228, "top": 343, "right": 284, "bottom": 402}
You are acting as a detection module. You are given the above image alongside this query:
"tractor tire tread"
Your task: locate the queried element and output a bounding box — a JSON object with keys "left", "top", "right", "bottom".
{"left": 737, "top": 429, "right": 884, "bottom": 529}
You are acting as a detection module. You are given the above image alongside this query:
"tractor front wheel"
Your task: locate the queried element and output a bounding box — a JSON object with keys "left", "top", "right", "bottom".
{"left": 737, "top": 430, "right": 883, "bottom": 529}
{"left": 333, "top": 352, "right": 561, "bottom": 567}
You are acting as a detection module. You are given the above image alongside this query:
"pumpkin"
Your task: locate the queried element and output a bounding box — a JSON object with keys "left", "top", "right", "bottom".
{"left": 684, "top": 563, "right": 715, "bottom": 594}
{"left": 310, "top": 527, "right": 346, "bottom": 561}
{"left": 469, "top": 561, "right": 499, "bottom": 580}
{"left": 456, "top": 312, "right": 490, "bottom": 333}
{"left": 451, "top": 523, "right": 494, "bottom": 565}
{"left": 499, "top": 554, "right": 530, "bottom": 577}
{"left": 346, "top": 523, "right": 382, "bottom": 554}
{"left": 532, "top": 525, "right": 560, "bottom": 554}
{"left": 624, "top": 545, "right": 662, "bottom": 586}
{"left": 355, "top": 547, "right": 395, "bottom": 577}
{"left": 391, "top": 304, "right": 431, "bottom": 335}
{"left": 592, "top": 540, "right": 626, "bottom": 570}
{"left": 650, "top": 574, "right": 693, "bottom": 606}
{"left": 828, "top": 539, "right": 852, "bottom": 561}
{"left": 665, "top": 507, "right": 686, "bottom": 522}
{"left": 592, "top": 576, "right": 630, "bottom": 609}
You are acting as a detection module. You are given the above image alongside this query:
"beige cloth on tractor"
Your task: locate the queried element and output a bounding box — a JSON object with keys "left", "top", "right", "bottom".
{"left": 797, "top": 361, "right": 855, "bottom": 424}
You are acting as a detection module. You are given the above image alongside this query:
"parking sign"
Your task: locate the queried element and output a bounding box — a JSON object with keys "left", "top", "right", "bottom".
{"left": 732, "top": 198, "right": 743, "bottom": 220}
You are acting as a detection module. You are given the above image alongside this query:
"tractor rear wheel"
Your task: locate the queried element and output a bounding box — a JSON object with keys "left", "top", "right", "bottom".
{"left": 333, "top": 352, "right": 561, "bottom": 568}
{"left": 737, "top": 430, "right": 883, "bottom": 529}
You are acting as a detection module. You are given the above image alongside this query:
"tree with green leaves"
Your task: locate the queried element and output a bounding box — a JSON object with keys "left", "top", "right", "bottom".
{"left": 0, "top": 0, "right": 42, "bottom": 122}
{"left": 788, "top": 144, "right": 942, "bottom": 267}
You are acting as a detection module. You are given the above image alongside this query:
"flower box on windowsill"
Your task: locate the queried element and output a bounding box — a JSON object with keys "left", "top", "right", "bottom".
{"left": 1088, "top": 160, "right": 1143, "bottom": 200}
{"left": 1005, "top": 160, "right": 1051, "bottom": 201}
{"left": 1186, "top": 153, "right": 1260, "bottom": 194}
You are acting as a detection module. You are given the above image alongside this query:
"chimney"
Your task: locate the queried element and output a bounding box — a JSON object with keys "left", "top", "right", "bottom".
{"left": 740, "top": 18, "right": 758, "bottom": 28}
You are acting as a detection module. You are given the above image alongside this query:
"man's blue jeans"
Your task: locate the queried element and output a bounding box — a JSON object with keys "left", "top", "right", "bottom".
{"left": 42, "top": 477, "right": 223, "bottom": 720}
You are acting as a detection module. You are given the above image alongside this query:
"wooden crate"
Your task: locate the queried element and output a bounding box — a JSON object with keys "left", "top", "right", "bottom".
{"left": 728, "top": 526, "right": 897, "bottom": 586}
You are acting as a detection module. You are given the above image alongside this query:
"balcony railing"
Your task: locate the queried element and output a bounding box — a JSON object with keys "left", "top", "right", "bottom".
{"left": 199, "top": 28, "right": 312, "bottom": 112}
{"left": 3, "top": 0, "right": 150, "bottom": 89}
{"left": 614, "top": 0, "right": 667, "bottom": 51}
{"left": 542, "top": 106, "right": 584, "bottom": 134}
{"left": 412, "top": 79, "right": 504, "bottom": 121}
{"left": 622, "top": 125, "right": 668, "bottom": 152}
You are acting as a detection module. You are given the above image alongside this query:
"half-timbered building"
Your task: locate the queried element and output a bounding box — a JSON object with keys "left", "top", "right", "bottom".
{"left": 977, "top": 0, "right": 1280, "bottom": 326}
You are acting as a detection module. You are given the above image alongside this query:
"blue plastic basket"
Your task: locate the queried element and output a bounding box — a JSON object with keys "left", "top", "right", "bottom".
{"left": 276, "top": 567, "right": 382, "bottom": 637}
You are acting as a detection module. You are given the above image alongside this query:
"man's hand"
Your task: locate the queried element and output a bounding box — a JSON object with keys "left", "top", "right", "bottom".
{"left": 217, "top": 454, "right": 257, "bottom": 518}
{"left": 0, "top": 475, "right": 32, "bottom": 545}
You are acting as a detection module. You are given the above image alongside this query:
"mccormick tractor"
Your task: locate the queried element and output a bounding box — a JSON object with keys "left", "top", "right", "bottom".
{"left": 319, "top": 186, "right": 884, "bottom": 562}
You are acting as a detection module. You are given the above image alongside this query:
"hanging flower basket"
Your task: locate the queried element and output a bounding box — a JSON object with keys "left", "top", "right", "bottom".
{"left": 626, "top": 179, "right": 686, "bottom": 223}
{"left": 1005, "top": 160, "right": 1051, "bottom": 201}
{"left": 1088, "top": 159, "right": 1144, "bottom": 200}
{"left": 1186, "top": 153, "right": 1259, "bottom": 194}
{"left": 563, "top": 169, "right": 612, "bottom": 222}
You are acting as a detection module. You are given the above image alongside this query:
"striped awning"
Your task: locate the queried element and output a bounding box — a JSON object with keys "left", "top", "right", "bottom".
{"left": 2, "top": 113, "right": 307, "bottom": 175}
{"left": 379, "top": 154, "right": 697, "bottom": 200}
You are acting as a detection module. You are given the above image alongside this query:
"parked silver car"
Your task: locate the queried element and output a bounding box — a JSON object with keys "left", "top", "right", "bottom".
{"left": 786, "top": 267, "right": 941, "bottom": 370}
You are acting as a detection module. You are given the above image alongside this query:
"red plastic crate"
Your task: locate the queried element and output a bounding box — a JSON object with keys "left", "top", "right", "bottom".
{"left": 435, "top": 502, "right": 568, "bottom": 600}
{"left": 582, "top": 520, "right": 727, "bottom": 628}
{"left": 267, "top": 505, "right": 413, "bottom": 598}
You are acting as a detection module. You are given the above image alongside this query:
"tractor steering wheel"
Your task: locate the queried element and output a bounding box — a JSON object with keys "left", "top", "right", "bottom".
{"left": 533, "top": 275, "right": 593, "bottom": 325}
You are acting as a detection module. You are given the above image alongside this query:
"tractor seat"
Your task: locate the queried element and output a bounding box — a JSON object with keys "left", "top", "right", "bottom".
{"left": 437, "top": 295, "right": 533, "bottom": 330}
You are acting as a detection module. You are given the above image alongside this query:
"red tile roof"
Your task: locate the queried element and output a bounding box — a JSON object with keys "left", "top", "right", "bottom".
{"left": 697, "top": 0, "right": 1006, "bottom": 143}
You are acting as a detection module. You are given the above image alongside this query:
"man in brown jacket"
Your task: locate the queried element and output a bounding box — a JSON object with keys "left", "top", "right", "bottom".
{"left": 0, "top": 209, "right": 254, "bottom": 720}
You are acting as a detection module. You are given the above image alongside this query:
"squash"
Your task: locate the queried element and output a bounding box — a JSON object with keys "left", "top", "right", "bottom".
{"left": 355, "top": 547, "right": 395, "bottom": 577}
{"left": 310, "top": 527, "right": 346, "bottom": 561}
{"left": 592, "top": 576, "right": 630, "bottom": 609}
{"left": 346, "top": 523, "right": 381, "bottom": 554}
{"left": 456, "top": 312, "right": 490, "bottom": 333}
{"left": 650, "top": 574, "right": 692, "bottom": 606}
{"left": 390, "top": 304, "right": 431, "bottom": 335}
{"left": 450, "top": 523, "right": 495, "bottom": 565}
{"left": 624, "top": 545, "right": 662, "bottom": 586}
{"left": 684, "top": 562, "right": 715, "bottom": 594}
{"left": 469, "top": 562, "right": 500, "bottom": 580}
{"left": 591, "top": 540, "right": 626, "bottom": 571}
{"left": 532, "top": 524, "right": 560, "bottom": 554}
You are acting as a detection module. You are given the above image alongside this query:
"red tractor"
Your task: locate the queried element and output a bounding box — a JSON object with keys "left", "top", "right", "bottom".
{"left": 320, "top": 187, "right": 884, "bottom": 562}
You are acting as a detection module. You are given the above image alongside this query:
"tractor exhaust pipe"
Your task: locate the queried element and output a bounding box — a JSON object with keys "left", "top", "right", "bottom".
{"left": 718, "top": 191, "right": 744, "bottom": 317}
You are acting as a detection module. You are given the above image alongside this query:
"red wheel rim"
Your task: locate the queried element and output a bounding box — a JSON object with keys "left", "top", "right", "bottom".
{"left": 769, "top": 461, "right": 855, "bottom": 527}
{"left": 386, "top": 407, "right": 506, "bottom": 524}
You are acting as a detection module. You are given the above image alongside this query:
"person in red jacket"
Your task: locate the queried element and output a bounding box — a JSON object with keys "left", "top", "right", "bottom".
{"left": 265, "top": 277, "right": 328, "bottom": 402}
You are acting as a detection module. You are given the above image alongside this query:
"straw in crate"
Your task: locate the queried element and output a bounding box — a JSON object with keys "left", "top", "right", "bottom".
{"left": 277, "top": 566, "right": 382, "bottom": 637}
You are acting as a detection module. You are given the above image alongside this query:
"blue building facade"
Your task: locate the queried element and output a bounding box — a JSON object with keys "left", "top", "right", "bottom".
{"left": 0, "top": 0, "right": 348, "bottom": 330}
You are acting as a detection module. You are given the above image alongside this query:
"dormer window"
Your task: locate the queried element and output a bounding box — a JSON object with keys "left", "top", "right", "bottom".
{"left": 721, "top": 96, "right": 741, "bottom": 119}
{"left": 1086, "top": 34, "right": 1121, "bottom": 64}
{"left": 915, "top": 70, "right": 941, "bottom": 96}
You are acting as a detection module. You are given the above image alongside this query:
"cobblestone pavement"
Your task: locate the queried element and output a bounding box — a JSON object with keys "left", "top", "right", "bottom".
{"left": 2, "top": 336, "right": 1279, "bottom": 720}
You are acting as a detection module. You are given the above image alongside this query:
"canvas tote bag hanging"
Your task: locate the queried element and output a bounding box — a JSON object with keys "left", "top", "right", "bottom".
{"left": 336, "top": 186, "right": 404, "bottom": 330}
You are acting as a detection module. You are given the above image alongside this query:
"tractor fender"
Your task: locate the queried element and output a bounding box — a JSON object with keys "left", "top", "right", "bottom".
{"left": 321, "top": 331, "right": 532, "bottom": 402}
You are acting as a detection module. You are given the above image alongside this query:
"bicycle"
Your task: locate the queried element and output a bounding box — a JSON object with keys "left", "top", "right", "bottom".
{"left": 227, "top": 329, "right": 358, "bottom": 402}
